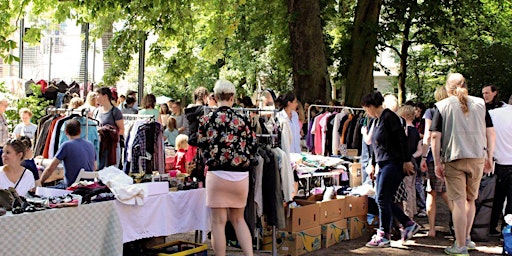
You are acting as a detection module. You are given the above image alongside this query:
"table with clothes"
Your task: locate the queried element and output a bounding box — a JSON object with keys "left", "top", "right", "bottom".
{"left": 291, "top": 153, "right": 350, "bottom": 194}
{"left": 113, "top": 188, "right": 211, "bottom": 243}
{"left": 0, "top": 201, "right": 123, "bottom": 256}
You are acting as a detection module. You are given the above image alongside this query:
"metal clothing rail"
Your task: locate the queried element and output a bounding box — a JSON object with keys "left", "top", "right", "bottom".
{"left": 122, "top": 114, "right": 154, "bottom": 121}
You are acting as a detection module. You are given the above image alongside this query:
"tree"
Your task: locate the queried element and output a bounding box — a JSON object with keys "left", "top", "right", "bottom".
{"left": 344, "top": 0, "right": 382, "bottom": 107}
{"left": 287, "top": 0, "right": 330, "bottom": 103}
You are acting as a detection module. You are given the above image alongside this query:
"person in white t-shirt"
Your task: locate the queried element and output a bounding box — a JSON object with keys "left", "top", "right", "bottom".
{"left": 0, "top": 139, "right": 35, "bottom": 196}
{"left": 13, "top": 108, "right": 37, "bottom": 141}
{"left": 488, "top": 104, "right": 512, "bottom": 236}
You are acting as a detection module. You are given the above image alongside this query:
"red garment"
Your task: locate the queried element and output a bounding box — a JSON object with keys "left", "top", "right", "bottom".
{"left": 42, "top": 116, "right": 64, "bottom": 158}
{"left": 36, "top": 79, "right": 47, "bottom": 94}
{"left": 174, "top": 149, "right": 188, "bottom": 174}
{"left": 98, "top": 125, "right": 119, "bottom": 166}
{"left": 185, "top": 145, "right": 197, "bottom": 164}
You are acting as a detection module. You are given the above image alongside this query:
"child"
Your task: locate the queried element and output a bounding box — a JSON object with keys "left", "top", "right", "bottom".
{"left": 171, "top": 134, "right": 189, "bottom": 176}
{"left": 13, "top": 108, "right": 38, "bottom": 140}
{"left": 397, "top": 105, "right": 423, "bottom": 218}
{"left": 163, "top": 117, "right": 179, "bottom": 147}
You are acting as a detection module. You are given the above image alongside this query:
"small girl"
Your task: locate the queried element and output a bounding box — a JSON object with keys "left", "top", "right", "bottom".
{"left": 170, "top": 134, "right": 189, "bottom": 176}
{"left": 163, "top": 117, "right": 179, "bottom": 147}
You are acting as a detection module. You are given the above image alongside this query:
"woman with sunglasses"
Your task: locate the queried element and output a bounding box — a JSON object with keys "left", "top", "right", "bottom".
{"left": 0, "top": 139, "right": 35, "bottom": 196}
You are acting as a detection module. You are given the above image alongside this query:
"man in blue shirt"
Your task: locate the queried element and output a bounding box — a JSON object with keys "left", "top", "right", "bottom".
{"left": 39, "top": 119, "right": 97, "bottom": 188}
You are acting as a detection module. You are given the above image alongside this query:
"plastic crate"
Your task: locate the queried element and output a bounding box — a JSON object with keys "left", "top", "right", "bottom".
{"left": 150, "top": 240, "right": 207, "bottom": 256}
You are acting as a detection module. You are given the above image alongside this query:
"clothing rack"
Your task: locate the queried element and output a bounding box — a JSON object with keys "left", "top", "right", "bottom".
{"left": 306, "top": 105, "right": 364, "bottom": 155}
{"left": 46, "top": 107, "right": 92, "bottom": 139}
{"left": 306, "top": 104, "right": 364, "bottom": 126}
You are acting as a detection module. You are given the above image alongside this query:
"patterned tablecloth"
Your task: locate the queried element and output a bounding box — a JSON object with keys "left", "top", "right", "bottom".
{"left": 114, "top": 188, "right": 211, "bottom": 243}
{"left": 0, "top": 201, "right": 123, "bottom": 256}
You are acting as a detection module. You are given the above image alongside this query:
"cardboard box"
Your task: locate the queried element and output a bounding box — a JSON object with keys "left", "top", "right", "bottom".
{"left": 348, "top": 215, "right": 368, "bottom": 239}
{"left": 133, "top": 182, "right": 170, "bottom": 196}
{"left": 275, "top": 226, "right": 322, "bottom": 256}
{"left": 321, "top": 219, "right": 349, "bottom": 248}
{"left": 284, "top": 200, "right": 320, "bottom": 232}
{"left": 349, "top": 163, "right": 362, "bottom": 187}
{"left": 346, "top": 149, "right": 359, "bottom": 157}
{"left": 318, "top": 198, "right": 345, "bottom": 224}
{"left": 344, "top": 195, "right": 368, "bottom": 218}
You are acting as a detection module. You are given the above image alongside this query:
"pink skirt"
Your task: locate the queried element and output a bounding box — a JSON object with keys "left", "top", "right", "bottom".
{"left": 206, "top": 172, "right": 248, "bottom": 208}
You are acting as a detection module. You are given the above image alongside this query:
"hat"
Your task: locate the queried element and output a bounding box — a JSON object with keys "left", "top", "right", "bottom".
{"left": 127, "top": 90, "right": 137, "bottom": 95}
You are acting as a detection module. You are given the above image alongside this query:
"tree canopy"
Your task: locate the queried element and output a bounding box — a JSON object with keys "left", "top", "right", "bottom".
{"left": 2, "top": 0, "right": 512, "bottom": 106}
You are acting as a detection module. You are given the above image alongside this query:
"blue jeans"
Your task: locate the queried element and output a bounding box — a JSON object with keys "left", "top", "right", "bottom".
{"left": 360, "top": 140, "right": 370, "bottom": 184}
{"left": 490, "top": 164, "right": 512, "bottom": 231}
{"left": 375, "top": 161, "right": 411, "bottom": 235}
{"left": 415, "top": 169, "right": 426, "bottom": 211}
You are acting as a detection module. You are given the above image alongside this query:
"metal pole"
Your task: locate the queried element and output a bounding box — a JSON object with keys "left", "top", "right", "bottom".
{"left": 49, "top": 37, "right": 53, "bottom": 82}
{"left": 19, "top": 19, "right": 24, "bottom": 79}
{"left": 84, "top": 23, "right": 89, "bottom": 89}
{"left": 92, "top": 40, "right": 96, "bottom": 84}
{"left": 137, "top": 33, "right": 146, "bottom": 103}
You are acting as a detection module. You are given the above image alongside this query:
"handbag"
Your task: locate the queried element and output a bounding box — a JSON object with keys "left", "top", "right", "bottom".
{"left": 0, "top": 169, "right": 28, "bottom": 211}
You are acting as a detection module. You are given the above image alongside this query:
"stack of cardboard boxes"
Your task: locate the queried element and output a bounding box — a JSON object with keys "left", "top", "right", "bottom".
{"left": 265, "top": 195, "right": 369, "bottom": 255}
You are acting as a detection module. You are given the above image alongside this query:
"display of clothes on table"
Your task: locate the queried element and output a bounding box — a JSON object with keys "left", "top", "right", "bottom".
{"left": 290, "top": 152, "right": 351, "bottom": 186}
{"left": 34, "top": 111, "right": 100, "bottom": 161}
{"left": 123, "top": 118, "right": 165, "bottom": 174}
{"left": 306, "top": 107, "right": 365, "bottom": 156}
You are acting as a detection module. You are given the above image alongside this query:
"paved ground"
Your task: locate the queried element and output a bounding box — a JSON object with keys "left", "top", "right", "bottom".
{"left": 163, "top": 199, "right": 503, "bottom": 255}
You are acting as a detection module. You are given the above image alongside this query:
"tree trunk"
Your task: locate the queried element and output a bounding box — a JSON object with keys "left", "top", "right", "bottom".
{"left": 345, "top": 0, "right": 382, "bottom": 107}
{"left": 287, "top": 0, "right": 330, "bottom": 103}
{"left": 397, "top": 17, "right": 412, "bottom": 105}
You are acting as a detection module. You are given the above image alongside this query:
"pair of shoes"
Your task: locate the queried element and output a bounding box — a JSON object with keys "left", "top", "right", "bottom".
{"left": 416, "top": 210, "right": 427, "bottom": 218}
{"left": 466, "top": 239, "right": 476, "bottom": 250}
{"left": 401, "top": 222, "right": 421, "bottom": 241}
{"left": 444, "top": 242, "right": 469, "bottom": 255}
{"left": 489, "top": 228, "right": 501, "bottom": 237}
{"left": 366, "top": 231, "right": 391, "bottom": 248}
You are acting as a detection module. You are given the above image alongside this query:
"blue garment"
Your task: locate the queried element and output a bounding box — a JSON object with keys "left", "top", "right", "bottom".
{"left": 55, "top": 92, "right": 66, "bottom": 108}
{"left": 163, "top": 128, "right": 179, "bottom": 146}
{"left": 55, "top": 138, "right": 96, "bottom": 187}
{"left": 415, "top": 169, "right": 426, "bottom": 211}
{"left": 58, "top": 117, "right": 100, "bottom": 164}
{"left": 375, "top": 161, "right": 411, "bottom": 235}
{"left": 21, "top": 159, "right": 39, "bottom": 180}
{"left": 360, "top": 137, "right": 370, "bottom": 184}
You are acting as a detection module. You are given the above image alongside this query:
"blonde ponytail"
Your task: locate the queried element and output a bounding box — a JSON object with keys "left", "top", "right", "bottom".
{"left": 454, "top": 86, "right": 469, "bottom": 114}
{"left": 445, "top": 73, "right": 469, "bottom": 114}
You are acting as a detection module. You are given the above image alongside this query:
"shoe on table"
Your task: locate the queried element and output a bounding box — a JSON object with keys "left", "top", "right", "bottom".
{"left": 401, "top": 222, "right": 421, "bottom": 241}
{"left": 465, "top": 238, "right": 476, "bottom": 250}
{"left": 444, "top": 242, "right": 469, "bottom": 256}
{"left": 366, "top": 231, "right": 390, "bottom": 248}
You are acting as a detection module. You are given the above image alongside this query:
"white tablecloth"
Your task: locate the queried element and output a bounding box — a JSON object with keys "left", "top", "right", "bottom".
{"left": 0, "top": 201, "right": 123, "bottom": 256}
{"left": 114, "top": 188, "right": 211, "bottom": 243}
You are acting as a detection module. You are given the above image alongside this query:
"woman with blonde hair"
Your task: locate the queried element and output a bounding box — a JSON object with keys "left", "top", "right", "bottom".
{"left": 197, "top": 80, "right": 257, "bottom": 256}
